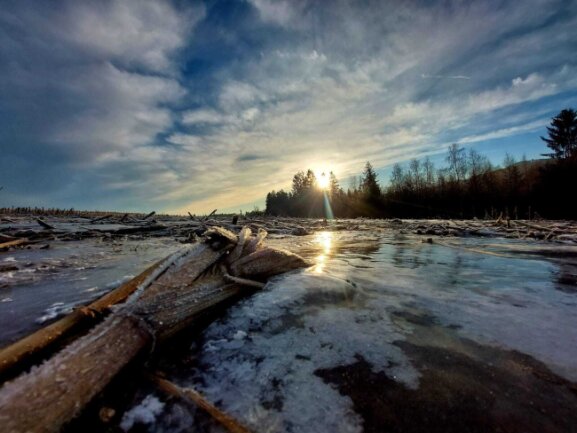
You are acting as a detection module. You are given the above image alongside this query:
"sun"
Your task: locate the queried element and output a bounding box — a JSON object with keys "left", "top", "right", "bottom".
{"left": 317, "top": 172, "right": 330, "bottom": 190}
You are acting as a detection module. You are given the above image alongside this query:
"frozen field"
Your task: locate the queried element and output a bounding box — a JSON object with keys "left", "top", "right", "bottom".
{"left": 1, "top": 218, "right": 576, "bottom": 432}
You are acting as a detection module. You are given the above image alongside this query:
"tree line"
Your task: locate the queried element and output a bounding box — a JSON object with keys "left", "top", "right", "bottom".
{"left": 266, "top": 108, "right": 577, "bottom": 219}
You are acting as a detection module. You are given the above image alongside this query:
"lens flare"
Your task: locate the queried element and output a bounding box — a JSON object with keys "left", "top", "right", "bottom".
{"left": 317, "top": 172, "right": 330, "bottom": 190}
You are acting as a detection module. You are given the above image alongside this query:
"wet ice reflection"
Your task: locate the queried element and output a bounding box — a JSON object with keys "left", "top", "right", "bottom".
{"left": 313, "top": 231, "right": 333, "bottom": 273}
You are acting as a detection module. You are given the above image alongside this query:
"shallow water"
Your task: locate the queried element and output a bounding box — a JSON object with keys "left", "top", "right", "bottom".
{"left": 1, "top": 224, "right": 577, "bottom": 432}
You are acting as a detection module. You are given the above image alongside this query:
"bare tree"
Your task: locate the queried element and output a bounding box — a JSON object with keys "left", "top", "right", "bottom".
{"left": 423, "top": 157, "right": 435, "bottom": 187}
{"left": 409, "top": 158, "right": 423, "bottom": 193}
{"left": 446, "top": 143, "right": 467, "bottom": 183}
{"left": 390, "top": 163, "right": 404, "bottom": 193}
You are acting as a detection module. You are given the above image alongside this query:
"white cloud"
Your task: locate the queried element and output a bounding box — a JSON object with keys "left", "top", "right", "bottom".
{"left": 0, "top": 0, "right": 199, "bottom": 170}
{"left": 50, "top": 62, "right": 186, "bottom": 159}
{"left": 182, "top": 109, "right": 226, "bottom": 125}
{"left": 61, "top": 0, "right": 204, "bottom": 74}
{"left": 218, "top": 81, "right": 267, "bottom": 109}
{"left": 457, "top": 119, "right": 550, "bottom": 145}
{"left": 166, "top": 133, "right": 203, "bottom": 147}
{"left": 248, "top": 0, "right": 308, "bottom": 28}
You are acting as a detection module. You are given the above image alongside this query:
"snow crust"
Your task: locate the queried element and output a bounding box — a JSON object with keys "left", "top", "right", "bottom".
{"left": 120, "top": 395, "right": 165, "bottom": 431}
{"left": 188, "top": 262, "right": 421, "bottom": 433}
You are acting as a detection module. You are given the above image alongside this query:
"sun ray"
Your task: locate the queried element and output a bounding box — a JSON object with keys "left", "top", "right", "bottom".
{"left": 317, "top": 171, "right": 329, "bottom": 190}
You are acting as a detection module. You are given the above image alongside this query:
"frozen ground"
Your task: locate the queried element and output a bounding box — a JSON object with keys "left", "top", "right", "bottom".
{"left": 1, "top": 218, "right": 577, "bottom": 432}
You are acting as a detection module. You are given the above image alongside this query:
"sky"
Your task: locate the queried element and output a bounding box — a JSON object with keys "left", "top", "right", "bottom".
{"left": 1, "top": 0, "right": 576, "bottom": 214}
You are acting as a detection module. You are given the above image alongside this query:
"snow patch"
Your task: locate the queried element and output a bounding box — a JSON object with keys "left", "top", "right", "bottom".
{"left": 191, "top": 263, "right": 419, "bottom": 433}
{"left": 120, "top": 395, "right": 165, "bottom": 431}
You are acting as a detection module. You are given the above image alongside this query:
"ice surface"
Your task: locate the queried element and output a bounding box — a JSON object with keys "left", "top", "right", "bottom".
{"left": 185, "top": 258, "right": 421, "bottom": 432}
{"left": 1, "top": 224, "right": 576, "bottom": 432}
{"left": 150, "top": 230, "right": 577, "bottom": 433}
{"left": 120, "top": 395, "right": 165, "bottom": 431}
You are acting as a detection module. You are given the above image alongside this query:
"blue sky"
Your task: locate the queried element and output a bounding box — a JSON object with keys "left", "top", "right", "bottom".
{"left": 1, "top": 0, "right": 576, "bottom": 213}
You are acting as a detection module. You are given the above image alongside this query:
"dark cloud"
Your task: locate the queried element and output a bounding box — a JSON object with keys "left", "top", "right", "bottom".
{"left": 236, "top": 154, "right": 268, "bottom": 162}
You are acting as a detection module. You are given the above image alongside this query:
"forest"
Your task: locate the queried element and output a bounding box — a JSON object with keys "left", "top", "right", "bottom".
{"left": 265, "top": 108, "right": 577, "bottom": 220}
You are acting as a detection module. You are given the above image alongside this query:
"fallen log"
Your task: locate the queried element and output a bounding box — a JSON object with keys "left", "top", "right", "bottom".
{"left": 36, "top": 218, "right": 54, "bottom": 230}
{"left": 0, "top": 227, "right": 309, "bottom": 433}
{"left": 142, "top": 211, "right": 156, "bottom": 220}
{"left": 84, "top": 224, "right": 169, "bottom": 235}
{"left": 114, "top": 224, "right": 167, "bottom": 235}
{"left": 152, "top": 375, "right": 252, "bottom": 433}
{"left": 204, "top": 209, "right": 217, "bottom": 221}
{"left": 90, "top": 214, "right": 113, "bottom": 224}
{"left": 512, "top": 220, "right": 549, "bottom": 232}
{"left": 0, "top": 239, "right": 28, "bottom": 251}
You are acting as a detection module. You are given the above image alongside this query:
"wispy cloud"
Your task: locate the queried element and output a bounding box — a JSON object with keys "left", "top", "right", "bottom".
{"left": 421, "top": 74, "right": 471, "bottom": 80}
{"left": 1, "top": 0, "right": 577, "bottom": 212}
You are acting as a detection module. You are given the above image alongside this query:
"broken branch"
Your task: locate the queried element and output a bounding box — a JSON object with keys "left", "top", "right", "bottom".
{"left": 151, "top": 375, "right": 253, "bottom": 433}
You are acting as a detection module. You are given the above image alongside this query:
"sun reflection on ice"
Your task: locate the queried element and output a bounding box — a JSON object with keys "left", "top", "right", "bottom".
{"left": 313, "top": 231, "right": 333, "bottom": 273}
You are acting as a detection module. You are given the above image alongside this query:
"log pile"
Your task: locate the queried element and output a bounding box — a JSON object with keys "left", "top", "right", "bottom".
{"left": 1, "top": 212, "right": 576, "bottom": 256}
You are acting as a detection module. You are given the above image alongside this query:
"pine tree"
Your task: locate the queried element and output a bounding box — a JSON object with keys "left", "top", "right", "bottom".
{"left": 328, "top": 172, "right": 340, "bottom": 198}
{"left": 304, "top": 169, "right": 317, "bottom": 189}
{"left": 361, "top": 161, "right": 381, "bottom": 202}
{"left": 292, "top": 171, "right": 306, "bottom": 196}
{"left": 541, "top": 108, "right": 577, "bottom": 159}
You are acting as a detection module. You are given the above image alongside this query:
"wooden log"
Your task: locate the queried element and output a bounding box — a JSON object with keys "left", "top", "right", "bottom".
{"left": 204, "top": 209, "right": 217, "bottom": 221}
{"left": 0, "top": 258, "right": 163, "bottom": 380}
{"left": 114, "top": 224, "right": 166, "bottom": 235}
{"left": 152, "top": 375, "right": 252, "bottom": 433}
{"left": 86, "top": 225, "right": 168, "bottom": 235}
{"left": 512, "top": 220, "right": 550, "bottom": 232}
{"left": 0, "top": 315, "right": 152, "bottom": 433}
{"left": 35, "top": 218, "right": 54, "bottom": 230}
{"left": 90, "top": 214, "right": 112, "bottom": 224}
{"left": 0, "top": 244, "right": 232, "bottom": 432}
{"left": 142, "top": 211, "right": 156, "bottom": 220}
{"left": 0, "top": 238, "right": 28, "bottom": 250}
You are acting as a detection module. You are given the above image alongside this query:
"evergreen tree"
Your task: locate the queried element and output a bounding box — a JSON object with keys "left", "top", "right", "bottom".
{"left": 304, "top": 169, "right": 317, "bottom": 189}
{"left": 361, "top": 161, "right": 381, "bottom": 203}
{"left": 328, "top": 172, "right": 340, "bottom": 198}
{"left": 292, "top": 171, "right": 306, "bottom": 196}
{"left": 541, "top": 108, "right": 577, "bottom": 159}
